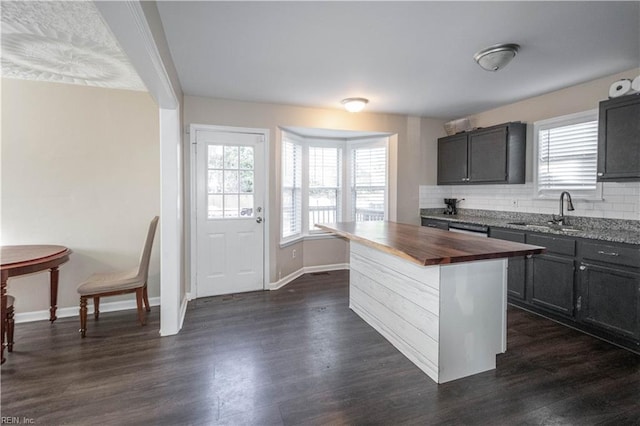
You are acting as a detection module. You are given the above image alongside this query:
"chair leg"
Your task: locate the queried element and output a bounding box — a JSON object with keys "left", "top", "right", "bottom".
{"left": 135, "top": 288, "right": 146, "bottom": 326}
{"left": 79, "top": 297, "right": 88, "bottom": 338}
{"left": 6, "top": 305, "right": 14, "bottom": 352}
{"left": 93, "top": 297, "right": 100, "bottom": 320}
{"left": 143, "top": 285, "right": 151, "bottom": 312}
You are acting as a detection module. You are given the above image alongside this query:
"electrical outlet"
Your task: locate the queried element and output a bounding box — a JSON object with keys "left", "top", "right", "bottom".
{"left": 292, "top": 249, "right": 296, "bottom": 259}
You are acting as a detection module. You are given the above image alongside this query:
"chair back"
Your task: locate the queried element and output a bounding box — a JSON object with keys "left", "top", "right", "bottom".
{"left": 137, "top": 216, "right": 159, "bottom": 283}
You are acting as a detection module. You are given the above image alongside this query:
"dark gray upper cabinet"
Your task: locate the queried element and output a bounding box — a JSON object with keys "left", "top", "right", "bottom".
{"left": 437, "top": 134, "right": 468, "bottom": 184}
{"left": 437, "top": 122, "right": 526, "bottom": 185}
{"left": 597, "top": 94, "right": 640, "bottom": 181}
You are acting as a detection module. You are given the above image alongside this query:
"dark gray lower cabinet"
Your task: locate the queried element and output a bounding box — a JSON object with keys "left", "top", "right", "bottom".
{"left": 579, "top": 262, "right": 640, "bottom": 341}
{"left": 490, "top": 226, "right": 639, "bottom": 353}
{"left": 531, "top": 254, "right": 575, "bottom": 317}
{"left": 489, "top": 228, "right": 526, "bottom": 300}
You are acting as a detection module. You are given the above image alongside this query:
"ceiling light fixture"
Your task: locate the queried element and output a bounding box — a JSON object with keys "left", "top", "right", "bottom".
{"left": 341, "top": 97, "right": 369, "bottom": 112}
{"left": 473, "top": 43, "right": 520, "bottom": 72}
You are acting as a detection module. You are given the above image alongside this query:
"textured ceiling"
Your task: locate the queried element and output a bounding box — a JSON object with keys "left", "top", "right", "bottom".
{"left": 1, "top": 1, "right": 145, "bottom": 91}
{"left": 157, "top": 1, "right": 640, "bottom": 118}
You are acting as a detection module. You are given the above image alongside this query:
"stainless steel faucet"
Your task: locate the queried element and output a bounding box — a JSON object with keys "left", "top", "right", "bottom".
{"left": 556, "top": 191, "right": 575, "bottom": 225}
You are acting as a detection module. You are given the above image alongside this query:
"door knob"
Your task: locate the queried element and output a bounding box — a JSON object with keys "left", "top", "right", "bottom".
{"left": 256, "top": 217, "right": 263, "bottom": 224}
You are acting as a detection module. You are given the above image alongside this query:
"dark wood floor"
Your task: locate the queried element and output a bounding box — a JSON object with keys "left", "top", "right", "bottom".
{"left": 2, "top": 270, "right": 639, "bottom": 425}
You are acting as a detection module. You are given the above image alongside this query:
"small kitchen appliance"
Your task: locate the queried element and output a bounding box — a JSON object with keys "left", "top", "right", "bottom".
{"left": 444, "top": 198, "right": 463, "bottom": 215}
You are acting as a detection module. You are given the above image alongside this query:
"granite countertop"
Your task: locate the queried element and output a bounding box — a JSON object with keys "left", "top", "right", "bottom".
{"left": 420, "top": 209, "right": 640, "bottom": 245}
{"left": 316, "top": 221, "right": 544, "bottom": 266}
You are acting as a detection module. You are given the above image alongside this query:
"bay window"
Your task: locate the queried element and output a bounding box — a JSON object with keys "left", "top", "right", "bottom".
{"left": 281, "top": 131, "right": 388, "bottom": 244}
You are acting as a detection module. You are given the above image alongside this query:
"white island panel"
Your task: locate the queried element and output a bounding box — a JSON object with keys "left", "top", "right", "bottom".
{"left": 348, "top": 241, "right": 508, "bottom": 384}
{"left": 439, "top": 258, "right": 508, "bottom": 383}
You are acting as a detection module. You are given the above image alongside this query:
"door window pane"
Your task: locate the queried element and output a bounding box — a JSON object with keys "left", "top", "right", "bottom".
{"left": 207, "top": 143, "right": 255, "bottom": 219}
{"left": 224, "top": 146, "right": 239, "bottom": 169}
{"left": 239, "top": 146, "right": 254, "bottom": 169}
{"left": 208, "top": 170, "right": 223, "bottom": 194}
{"left": 208, "top": 145, "right": 223, "bottom": 169}
{"left": 240, "top": 171, "right": 254, "bottom": 193}
{"left": 224, "top": 194, "right": 239, "bottom": 218}
{"left": 224, "top": 170, "right": 239, "bottom": 193}
{"left": 208, "top": 194, "right": 223, "bottom": 218}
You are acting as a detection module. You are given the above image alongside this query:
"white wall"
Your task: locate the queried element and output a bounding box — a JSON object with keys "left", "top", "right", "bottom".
{"left": 420, "top": 68, "right": 640, "bottom": 221}
{"left": 1, "top": 79, "right": 160, "bottom": 315}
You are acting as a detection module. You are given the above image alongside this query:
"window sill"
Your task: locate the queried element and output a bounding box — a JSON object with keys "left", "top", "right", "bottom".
{"left": 279, "top": 232, "right": 340, "bottom": 248}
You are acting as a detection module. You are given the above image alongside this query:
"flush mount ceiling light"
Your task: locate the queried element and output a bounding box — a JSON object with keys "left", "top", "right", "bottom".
{"left": 473, "top": 43, "right": 520, "bottom": 72}
{"left": 341, "top": 97, "right": 369, "bottom": 112}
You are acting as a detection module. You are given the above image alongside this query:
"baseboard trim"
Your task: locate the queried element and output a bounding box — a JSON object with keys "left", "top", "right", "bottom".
{"left": 15, "top": 297, "right": 162, "bottom": 324}
{"left": 269, "top": 263, "right": 349, "bottom": 291}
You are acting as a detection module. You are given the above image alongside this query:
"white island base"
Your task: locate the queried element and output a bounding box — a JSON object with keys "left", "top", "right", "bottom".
{"left": 349, "top": 241, "right": 508, "bottom": 384}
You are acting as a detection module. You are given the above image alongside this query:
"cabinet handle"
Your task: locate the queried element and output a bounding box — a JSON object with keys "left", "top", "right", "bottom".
{"left": 597, "top": 250, "right": 619, "bottom": 256}
{"left": 577, "top": 296, "right": 582, "bottom": 311}
{"left": 426, "top": 224, "right": 437, "bottom": 228}
{"left": 579, "top": 265, "right": 586, "bottom": 271}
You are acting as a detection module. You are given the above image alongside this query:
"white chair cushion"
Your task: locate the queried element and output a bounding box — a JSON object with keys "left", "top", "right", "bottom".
{"left": 77, "top": 267, "right": 143, "bottom": 295}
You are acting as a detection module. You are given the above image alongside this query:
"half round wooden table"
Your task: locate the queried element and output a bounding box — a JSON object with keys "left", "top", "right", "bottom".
{"left": 1, "top": 245, "right": 71, "bottom": 364}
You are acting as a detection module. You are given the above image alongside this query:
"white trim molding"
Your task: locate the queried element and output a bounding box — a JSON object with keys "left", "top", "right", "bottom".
{"left": 15, "top": 297, "right": 161, "bottom": 324}
{"left": 269, "top": 263, "right": 349, "bottom": 291}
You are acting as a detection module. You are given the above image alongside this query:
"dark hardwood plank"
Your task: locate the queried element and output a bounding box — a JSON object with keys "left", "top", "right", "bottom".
{"left": 2, "top": 270, "right": 639, "bottom": 425}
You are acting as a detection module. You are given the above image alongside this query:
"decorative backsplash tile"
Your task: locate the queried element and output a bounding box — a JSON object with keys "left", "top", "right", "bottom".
{"left": 419, "top": 182, "right": 640, "bottom": 221}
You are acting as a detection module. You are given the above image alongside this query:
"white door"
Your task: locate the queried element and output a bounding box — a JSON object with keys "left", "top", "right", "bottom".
{"left": 196, "top": 129, "right": 265, "bottom": 297}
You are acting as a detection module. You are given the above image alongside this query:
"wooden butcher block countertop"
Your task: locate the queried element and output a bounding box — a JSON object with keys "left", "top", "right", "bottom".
{"left": 316, "top": 221, "right": 545, "bottom": 266}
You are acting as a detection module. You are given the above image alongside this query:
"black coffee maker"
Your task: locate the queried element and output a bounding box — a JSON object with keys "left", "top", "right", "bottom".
{"left": 444, "top": 198, "right": 463, "bottom": 215}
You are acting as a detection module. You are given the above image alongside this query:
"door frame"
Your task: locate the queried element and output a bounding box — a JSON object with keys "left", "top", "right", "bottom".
{"left": 189, "top": 124, "right": 270, "bottom": 298}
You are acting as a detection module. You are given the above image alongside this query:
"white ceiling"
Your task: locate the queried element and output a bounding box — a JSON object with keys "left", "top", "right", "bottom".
{"left": 1, "top": 1, "right": 145, "bottom": 91}
{"left": 156, "top": 1, "right": 640, "bottom": 119}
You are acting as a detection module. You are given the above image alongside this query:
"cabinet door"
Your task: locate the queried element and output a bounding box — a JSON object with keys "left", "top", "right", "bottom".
{"left": 468, "top": 127, "right": 508, "bottom": 183}
{"left": 437, "top": 134, "right": 468, "bottom": 184}
{"left": 579, "top": 263, "right": 640, "bottom": 340}
{"left": 598, "top": 95, "right": 640, "bottom": 181}
{"left": 530, "top": 254, "right": 575, "bottom": 316}
{"left": 490, "top": 228, "right": 526, "bottom": 300}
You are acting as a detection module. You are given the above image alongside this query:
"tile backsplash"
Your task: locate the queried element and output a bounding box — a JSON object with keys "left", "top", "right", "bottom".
{"left": 419, "top": 182, "right": 640, "bottom": 220}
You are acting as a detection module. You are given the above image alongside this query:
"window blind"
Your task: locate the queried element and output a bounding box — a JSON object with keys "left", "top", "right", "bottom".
{"left": 352, "top": 145, "right": 386, "bottom": 221}
{"left": 281, "top": 139, "right": 302, "bottom": 239}
{"left": 308, "top": 146, "right": 341, "bottom": 229}
{"left": 537, "top": 119, "right": 598, "bottom": 194}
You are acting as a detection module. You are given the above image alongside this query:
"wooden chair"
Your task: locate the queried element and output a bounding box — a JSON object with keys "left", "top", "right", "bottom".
{"left": 5, "top": 295, "right": 15, "bottom": 352}
{"left": 77, "top": 216, "right": 159, "bottom": 337}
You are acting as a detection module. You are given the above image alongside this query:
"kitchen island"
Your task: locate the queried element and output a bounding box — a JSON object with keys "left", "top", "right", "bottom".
{"left": 316, "top": 221, "right": 544, "bottom": 383}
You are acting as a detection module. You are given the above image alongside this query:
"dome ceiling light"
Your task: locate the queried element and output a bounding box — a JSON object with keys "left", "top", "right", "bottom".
{"left": 341, "top": 97, "right": 369, "bottom": 112}
{"left": 473, "top": 43, "right": 520, "bottom": 72}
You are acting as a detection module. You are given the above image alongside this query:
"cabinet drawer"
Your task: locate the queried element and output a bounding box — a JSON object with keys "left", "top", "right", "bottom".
{"left": 490, "top": 228, "right": 525, "bottom": 243}
{"left": 421, "top": 218, "right": 449, "bottom": 230}
{"left": 579, "top": 241, "right": 640, "bottom": 268}
{"left": 527, "top": 234, "right": 575, "bottom": 256}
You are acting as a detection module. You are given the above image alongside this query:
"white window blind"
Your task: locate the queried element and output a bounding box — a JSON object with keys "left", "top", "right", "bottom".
{"left": 308, "top": 146, "right": 341, "bottom": 230}
{"left": 280, "top": 133, "right": 389, "bottom": 244}
{"left": 281, "top": 138, "right": 302, "bottom": 240}
{"left": 535, "top": 110, "right": 600, "bottom": 198}
{"left": 351, "top": 145, "right": 387, "bottom": 221}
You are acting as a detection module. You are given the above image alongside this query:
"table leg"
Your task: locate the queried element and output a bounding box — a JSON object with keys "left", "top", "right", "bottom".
{"left": 1, "top": 269, "right": 8, "bottom": 364}
{"left": 50, "top": 267, "right": 59, "bottom": 322}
